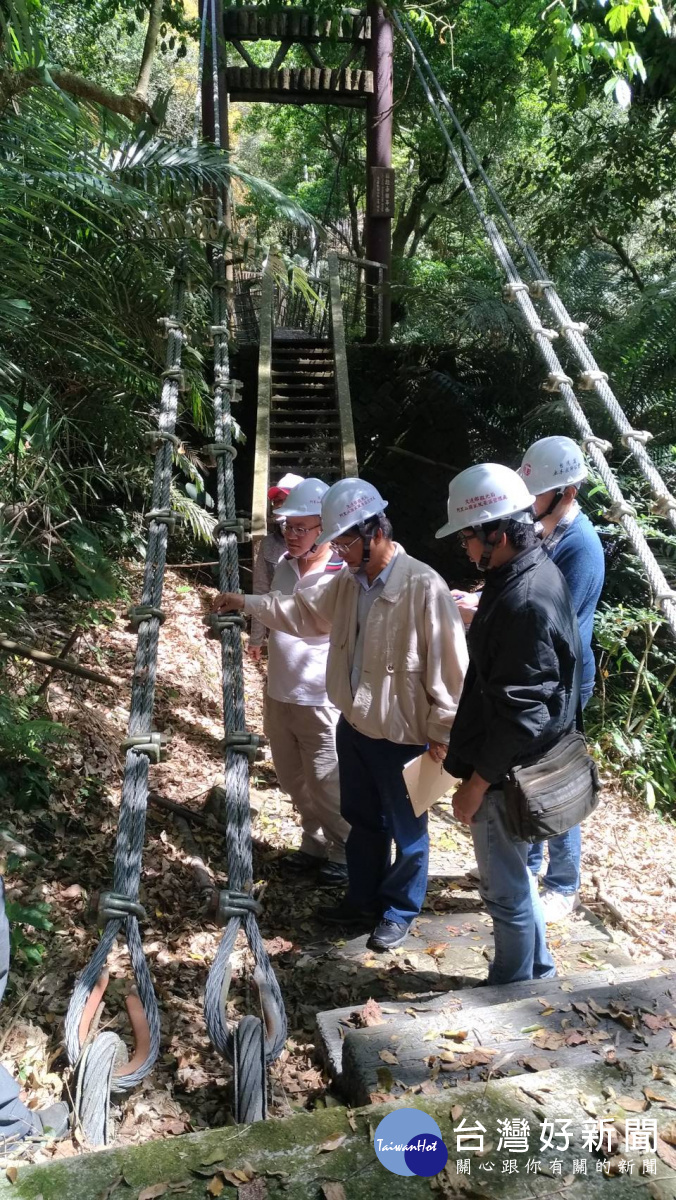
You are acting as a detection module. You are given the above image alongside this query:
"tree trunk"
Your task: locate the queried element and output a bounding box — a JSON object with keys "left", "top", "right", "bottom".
{"left": 135, "top": 0, "right": 164, "bottom": 101}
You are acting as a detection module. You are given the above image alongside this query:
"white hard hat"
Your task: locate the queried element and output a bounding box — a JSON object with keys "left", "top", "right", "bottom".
{"left": 316, "top": 478, "right": 388, "bottom": 546}
{"left": 275, "top": 477, "right": 329, "bottom": 519}
{"left": 518, "top": 436, "right": 587, "bottom": 494}
{"left": 436, "top": 463, "right": 536, "bottom": 539}
{"left": 268, "top": 472, "right": 304, "bottom": 501}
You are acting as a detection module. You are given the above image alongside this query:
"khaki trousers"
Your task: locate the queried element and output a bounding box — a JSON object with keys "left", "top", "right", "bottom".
{"left": 264, "top": 694, "right": 349, "bottom": 864}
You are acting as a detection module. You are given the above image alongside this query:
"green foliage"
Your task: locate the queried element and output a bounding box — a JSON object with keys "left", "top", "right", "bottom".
{"left": 4, "top": 897, "right": 53, "bottom": 967}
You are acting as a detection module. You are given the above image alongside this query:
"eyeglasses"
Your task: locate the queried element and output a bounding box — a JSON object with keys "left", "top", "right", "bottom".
{"left": 282, "top": 523, "right": 321, "bottom": 538}
{"left": 329, "top": 534, "right": 362, "bottom": 556}
{"left": 457, "top": 530, "right": 481, "bottom": 549}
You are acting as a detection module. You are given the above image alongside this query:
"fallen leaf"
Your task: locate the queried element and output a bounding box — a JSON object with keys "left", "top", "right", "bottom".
{"left": 321, "top": 1185, "right": 347, "bottom": 1200}
{"left": 95, "top": 1175, "right": 124, "bottom": 1200}
{"left": 439, "top": 1050, "right": 456, "bottom": 1063}
{"left": 661, "top": 1122, "right": 676, "bottom": 1146}
{"left": 319, "top": 1133, "right": 347, "bottom": 1153}
{"left": 564, "top": 1029, "right": 588, "bottom": 1046}
{"left": 652, "top": 1065, "right": 665, "bottom": 1080}
{"left": 616, "top": 1096, "right": 647, "bottom": 1113}
{"left": 656, "top": 1136, "right": 676, "bottom": 1171}
{"left": 532, "top": 1031, "right": 566, "bottom": 1051}
{"left": 450, "top": 1105, "right": 463, "bottom": 1121}
{"left": 521, "top": 1055, "right": 552, "bottom": 1072}
{"left": 206, "top": 1180, "right": 224, "bottom": 1198}
{"left": 441, "top": 1029, "right": 469, "bottom": 1041}
{"left": 643, "top": 1014, "right": 671, "bottom": 1033}
{"left": 378, "top": 1050, "right": 399, "bottom": 1065}
{"left": 644, "top": 1087, "right": 670, "bottom": 1103}
{"left": 425, "top": 944, "right": 448, "bottom": 959}
{"left": 356, "top": 998, "right": 384, "bottom": 1028}
{"left": 588, "top": 998, "right": 611, "bottom": 1016}
{"left": 368, "top": 1092, "right": 392, "bottom": 1104}
{"left": 5, "top": 1168, "right": 17, "bottom": 1185}
{"left": 560, "top": 981, "right": 574, "bottom": 992}
{"left": 346, "top": 1110, "right": 358, "bottom": 1132}
{"left": 139, "top": 1188, "right": 170, "bottom": 1200}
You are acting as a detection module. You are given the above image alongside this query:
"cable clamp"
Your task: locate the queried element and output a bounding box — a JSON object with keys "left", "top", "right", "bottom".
{"left": 656, "top": 590, "right": 676, "bottom": 611}
{"left": 209, "top": 324, "right": 229, "bottom": 344}
{"left": 205, "top": 612, "right": 247, "bottom": 636}
{"left": 126, "top": 605, "right": 166, "bottom": 628}
{"left": 224, "top": 731, "right": 261, "bottom": 761}
{"left": 162, "top": 366, "right": 188, "bottom": 392}
{"left": 653, "top": 495, "right": 676, "bottom": 518}
{"left": 121, "top": 731, "right": 170, "bottom": 764}
{"left": 145, "top": 508, "right": 178, "bottom": 533}
{"left": 581, "top": 434, "right": 612, "bottom": 454}
{"left": 217, "top": 888, "right": 263, "bottom": 923}
{"left": 213, "top": 517, "right": 251, "bottom": 541}
{"left": 529, "top": 279, "right": 554, "bottom": 298}
{"left": 229, "top": 379, "right": 243, "bottom": 404}
{"left": 204, "top": 442, "right": 237, "bottom": 460}
{"left": 530, "top": 326, "right": 559, "bottom": 342}
{"left": 560, "top": 319, "right": 589, "bottom": 335}
{"left": 157, "top": 317, "right": 183, "bottom": 337}
{"left": 143, "top": 430, "right": 181, "bottom": 453}
{"left": 542, "top": 371, "right": 573, "bottom": 393}
{"left": 502, "top": 282, "right": 529, "bottom": 302}
{"left": 578, "top": 370, "right": 608, "bottom": 391}
{"left": 606, "top": 500, "right": 636, "bottom": 524}
{"left": 99, "top": 890, "right": 147, "bottom": 923}
{"left": 620, "top": 429, "right": 654, "bottom": 448}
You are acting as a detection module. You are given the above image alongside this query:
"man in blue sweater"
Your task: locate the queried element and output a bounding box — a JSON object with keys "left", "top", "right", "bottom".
{"left": 518, "top": 436, "right": 605, "bottom": 922}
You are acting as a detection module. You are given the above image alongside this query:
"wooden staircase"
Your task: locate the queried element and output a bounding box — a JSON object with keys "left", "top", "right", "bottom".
{"left": 268, "top": 336, "right": 343, "bottom": 482}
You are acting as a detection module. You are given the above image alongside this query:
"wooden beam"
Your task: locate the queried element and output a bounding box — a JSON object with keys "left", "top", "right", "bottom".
{"left": 270, "top": 39, "right": 292, "bottom": 70}
{"left": 328, "top": 252, "right": 358, "bottom": 479}
{"left": 230, "top": 37, "right": 257, "bottom": 69}
{"left": 251, "top": 267, "right": 274, "bottom": 541}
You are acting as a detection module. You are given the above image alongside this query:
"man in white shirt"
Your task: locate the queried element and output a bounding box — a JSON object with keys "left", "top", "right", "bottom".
{"left": 212, "top": 479, "right": 468, "bottom": 951}
{"left": 249, "top": 472, "right": 304, "bottom": 659}
{"left": 263, "top": 478, "right": 349, "bottom": 886}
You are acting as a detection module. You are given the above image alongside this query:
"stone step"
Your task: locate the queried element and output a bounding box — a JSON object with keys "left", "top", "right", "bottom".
{"left": 6, "top": 1050, "right": 675, "bottom": 1199}
{"left": 317, "top": 960, "right": 676, "bottom": 1107}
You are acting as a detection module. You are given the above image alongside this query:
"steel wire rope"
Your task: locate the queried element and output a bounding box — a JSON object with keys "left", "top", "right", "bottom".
{"left": 202, "top": 0, "right": 287, "bottom": 1076}
{"left": 393, "top": 12, "right": 676, "bottom": 637}
{"left": 65, "top": 267, "right": 188, "bottom": 1100}
{"left": 395, "top": 13, "right": 676, "bottom": 535}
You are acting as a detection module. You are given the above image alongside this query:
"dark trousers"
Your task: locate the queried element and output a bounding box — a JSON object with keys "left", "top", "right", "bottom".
{"left": 0, "top": 878, "right": 38, "bottom": 1141}
{"left": 336, "top": 718, "right": 428, "bottom": 925}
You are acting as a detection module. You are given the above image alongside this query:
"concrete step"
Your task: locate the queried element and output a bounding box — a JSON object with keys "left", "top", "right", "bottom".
{"left": 7, "top": 1050, "right": 676, "bottom": 1198}
{"left": 317, "top": 959, "right": 676, "bottom": 1106}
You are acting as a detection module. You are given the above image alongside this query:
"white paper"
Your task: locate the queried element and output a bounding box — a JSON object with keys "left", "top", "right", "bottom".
{"left": 402, "top": 753, "right": 458, "bottom": 817}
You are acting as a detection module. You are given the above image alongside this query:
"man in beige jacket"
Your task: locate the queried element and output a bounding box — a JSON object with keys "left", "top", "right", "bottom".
{"left": 212, "top": 479, "right": 468, "bottom": 952}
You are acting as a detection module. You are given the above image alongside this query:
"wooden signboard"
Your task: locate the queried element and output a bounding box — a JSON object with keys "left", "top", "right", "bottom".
{"left": 370, "top": 166, "right": 395, "bottom": 217}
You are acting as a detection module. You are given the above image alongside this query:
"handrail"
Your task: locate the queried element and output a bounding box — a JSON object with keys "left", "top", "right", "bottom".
{"left": 328, "top": 251, "right": 358, "bottom": 477}
{"left": 250, "top": 267, "right": 275, "bottom": 541}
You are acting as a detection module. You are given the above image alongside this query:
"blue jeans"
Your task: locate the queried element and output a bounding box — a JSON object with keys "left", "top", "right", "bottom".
{"left": 471, "top": 790, "right": 556, "bottom": 985}
{"left": 0, "top": 878, "right": 40, "bottom": 1141}
{"left": 526, "top": 687, "right": 592, "bottom": 896}
{"left": 336, "top": 718, "right": 428, "bottom": 925}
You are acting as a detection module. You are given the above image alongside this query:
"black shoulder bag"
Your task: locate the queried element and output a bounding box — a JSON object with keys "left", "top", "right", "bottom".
{"left": 503, "top": 723, "right": 601, "bottom": 845}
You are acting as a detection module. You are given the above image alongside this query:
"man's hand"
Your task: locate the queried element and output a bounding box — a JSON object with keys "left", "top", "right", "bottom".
{"left": 452, "top": 774, "right": 489, "bottom": 825}
{"left": 451, "top": 589, "right": 480, "bottom": 628}
{"left": 212, "top": 592, "right": 245, "bottom": 614}
{"left": 247, "top": 644, "right": 263, "bottom": 662}
{"left": 427, "top": 740, "right": 447, "bottom": 765}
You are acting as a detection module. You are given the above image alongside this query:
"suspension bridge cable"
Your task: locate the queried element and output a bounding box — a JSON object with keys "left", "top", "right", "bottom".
{"left": 395, "top": 13, "right": 676, "bottom": 536}
{"left": 393, "top": 11, "right": 676, "bottom": 640}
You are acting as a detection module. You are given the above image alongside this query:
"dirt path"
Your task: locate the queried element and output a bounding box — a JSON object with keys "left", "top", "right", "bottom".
{"left": 2, "top": 568, "right": 675, "bottom": 1162}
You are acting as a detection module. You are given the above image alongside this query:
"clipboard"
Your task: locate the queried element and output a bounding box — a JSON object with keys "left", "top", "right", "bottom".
{"left": 403, "top": 753, "right": 458, "bottom": 817}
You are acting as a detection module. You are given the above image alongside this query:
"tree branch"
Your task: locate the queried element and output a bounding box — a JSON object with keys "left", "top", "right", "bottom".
{"left": 135, "top": 0, "right": 164, "bottom": 101}
{"left": 591, "top": 225, "right": 645, "bottom": 291}
{"left": 1, "top": 66, "right": 155, "bottom": 123}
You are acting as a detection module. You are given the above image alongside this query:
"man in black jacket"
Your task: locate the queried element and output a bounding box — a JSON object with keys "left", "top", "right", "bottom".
{"left": 437, "top": 463, "right": 582, "bottom": 984}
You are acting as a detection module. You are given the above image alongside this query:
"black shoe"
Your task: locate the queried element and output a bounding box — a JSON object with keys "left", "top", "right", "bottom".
{"left": 317, "top": 897, "right": 376, "bottom": 927}
{"left": 281, "top": 850, "right": 324, "bottom": 874}
{"left": 317, "top": 861, "right": 349, "bottom": 887}
{"left": 4, "top": 1102, "right": 70, "bottom": 1156}
{"left": 367, "top": 918, "right": 411, "bottom": 952}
